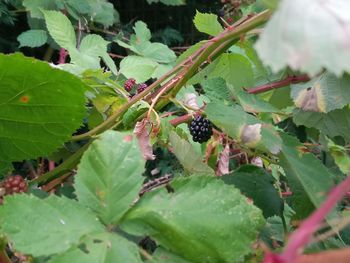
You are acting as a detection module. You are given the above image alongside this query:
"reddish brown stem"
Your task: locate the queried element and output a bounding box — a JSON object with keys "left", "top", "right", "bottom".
{"left": 169, "top": 114, "right": 192, "bottom": 127}
{"left": 247, "top": 75, "right": 310, "bottom": 95}
{"left": 108, "top": 53, "right": 125, "bottom": 59}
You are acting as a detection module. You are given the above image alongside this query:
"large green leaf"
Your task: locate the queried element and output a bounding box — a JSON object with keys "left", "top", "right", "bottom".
{"left": 255, "top": 0, "right": 350, "bottom": 76}
{"left": 169, "top": 132, "right": 214, "bottom": 175}
{"left": 193, "top": 11, "right": 223, "bottom": 36}
{"left": 121, "top": 176, "right": 265, "bottom": 263}
{"left": 75, "top": 131, "right": 145, "bottom": 225}
{"left": 293, "top": 108, "right": 350, "bottom": 142}
{"left": 150, "top": 247, "right": 194, "bottom": 263}
{"left": 0, "top": 194, "right": 104, "bottom": 257}
{"left": 17, "top": 29, "right": 48, "bottom": 48}
{"left": 49, "top": 232, "right": 142, "bottom": 263}
{"left": 291, "top": 72, "right": 350, "bottom": 113}
{"left": 279, "top": 133, "right": 335, "bottom": 219}
{"left": 222, "top": 165, "right": 283, "bottom": 218}
{"left": 0, "top": 53, "right": 86, "bottom": 161}
{"left": 201, "top": 78, "right": 232, "bottom": 103}
{"left": 43, "top": 10, "right": 76, "bottom": 50}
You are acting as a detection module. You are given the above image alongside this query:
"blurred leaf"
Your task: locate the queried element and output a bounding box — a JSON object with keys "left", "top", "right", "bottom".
{"left": 291, "top": 72, "right": 350, "bottom": 113}
{"left": 150, "top": 247, "right": 193, "bottom": 263}
{"left": 326, "top": 138, "right": 350, "bottom": 174}
{"left": 49, "top": 232, "right": 142, "bottom": 263}
{"left": 75, "top": 131, "right": 145, "bottom": 225}
{"left": 255, "top": 0, "right": 350, "bottom": 76}
{"left": 222, "top": 165, "right": 283, "bottom": 218}
{"left": 293, "top": 108, "right": 350, "bottom": 142}
{"left": 169, "top": 132, "right": 214, "bottom": 175}
{"left": 193, "top": 11, "right": 223, "bottom": 36}
{"left": 23, "top": 0, "right": 56, "bottom": 19}
{"left": 0, "top": 194, "right": 104, "bottom": 257}
{"left": 279, "top": 133, "right": 335, "bottom": 219}
{"left": 121, "top": 176, "right": 265, "bottom": 263}
{"left": 17, "top": 29, "right": 47, "bottom": 48}
{"left": 0, "top": 53, "right": 86, "bottom": 161}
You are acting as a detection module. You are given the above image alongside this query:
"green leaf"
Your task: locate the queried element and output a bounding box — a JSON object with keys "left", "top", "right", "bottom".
{"left": 0, "top": 53, "right": 86, "bottom": 161}
{"left": 222, "top": 165, "right": 283, "bottom": 218}
{"left": 279, "top": 133, "right": 335, "bottom": 219}
{"left": 193, "top": 11, "right": 223, "bottom": 36}
{"left": 229, "top": 84, "right": 279, "bottom": 113}
{"left": 49, "top": 232, "right": 142, "bottom": 263}
{"left": 141, "top": 42, "right": 176, "bottom": 64}
{"left": 71, "top": 34, "right": 117, "bottom": 75}
{"left": 293, "top": 108, "right": 350, "bottom": 142}
{"left": 176, "top": 41, "right": 205, "bottom": 64}
{"left": 75, "top": 131, "right": 145, "bottom": 225}
{"left": 169, "top": 132, "right": 214, "bottom": 175}
{"left": 23, "top": 0, "right": 56, "bottom": 19}
{"left": 0, "top": 162, "right": 12, "bottom": 177}
{"left": 134, "top": 21, "right": 152, "bottom": 43}
{"left": 17, "top": 29, "right": 47, "bottom": 48}
{"left": 210, "top": 53, "right": 254, "bottom": 88}
{"left": 201, "top": 77, "right": 232, "bottom": 103}
{"left": 43, "top": 10, "right": 76, "bottom": 50}
{"left": 122, "top": 102, "right": 149, "bottom": 128}
{"left": 205, "top": 102, "right": 282, "bottom": 154}
{"left": 291, "top": 72, "right": 350, "bottom": 113}
{"left": 120, "top": 56, "right": 158, "bottom": 83}
{"left": 0, "top": 194, "right": 104, "bottom": 257}
{"left": 87, "top": 0, "right": 117, "bottom": 27}
{"left": 121, "top": 176, "right": 265, "bottom": 263}
{"left": 150, "top": 247, "right": 194, "bottom": 263}
{"left": 327, "top": 138, "right": 350, "bottom": 174}
{"left": 255, "top": 0, "right": 350, "bottom": 76}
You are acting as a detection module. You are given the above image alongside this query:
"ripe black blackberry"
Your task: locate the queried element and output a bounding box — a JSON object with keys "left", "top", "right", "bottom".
{"left": 2, "top": 175, "right": 28, "bottom": 195}
{"left": 189, "top": 116, "right": 213, "bottom": 143}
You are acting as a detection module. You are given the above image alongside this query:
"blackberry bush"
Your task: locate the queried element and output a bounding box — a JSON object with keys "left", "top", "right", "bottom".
{"left": 189, "top": 116, "right": 213, "bottom": 143}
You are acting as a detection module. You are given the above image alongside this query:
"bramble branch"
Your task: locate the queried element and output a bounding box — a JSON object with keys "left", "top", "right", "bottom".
{"left": 247, "top": 74, "right": 310, "bottom": 94}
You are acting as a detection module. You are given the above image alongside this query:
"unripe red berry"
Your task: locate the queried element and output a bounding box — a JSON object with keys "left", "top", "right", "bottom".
{"left": 124, "top": 78, "right": 136, "bottom": 92}
{"left": 2, "top": 175, "right": 28, "bottom": 195}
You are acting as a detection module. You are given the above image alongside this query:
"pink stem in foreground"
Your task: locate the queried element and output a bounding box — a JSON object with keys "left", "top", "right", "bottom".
{"left": 48, "top": 161, "right": 55, "bottom": 171}
{"left": 264, "top": 176, "right": 350, "bottom": 263}
{"left": 58, "top": 48, "right": 67, "bottom": 64}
